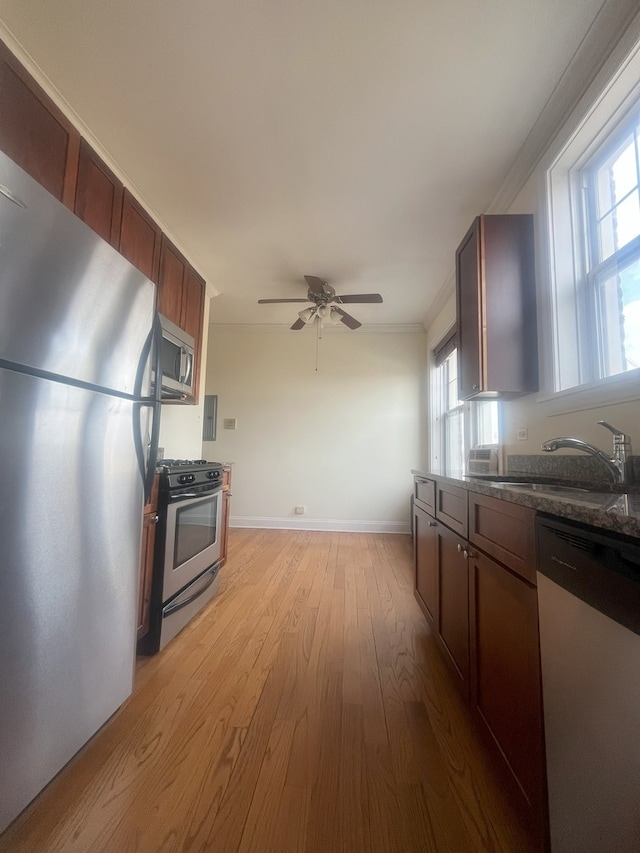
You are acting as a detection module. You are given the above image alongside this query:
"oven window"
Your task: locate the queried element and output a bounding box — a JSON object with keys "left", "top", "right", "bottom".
{"left": 173, "top": 494, "right": 219, "bottom": 568}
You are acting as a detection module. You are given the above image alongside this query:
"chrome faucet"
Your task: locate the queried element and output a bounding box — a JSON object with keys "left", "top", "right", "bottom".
{"left": 541, "top": 421, "right": 633, "bottom": 485}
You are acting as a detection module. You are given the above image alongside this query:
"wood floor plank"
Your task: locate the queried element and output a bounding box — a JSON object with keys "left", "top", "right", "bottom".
{"left": 0, "top": 528, "right": 542, "bottom": 853}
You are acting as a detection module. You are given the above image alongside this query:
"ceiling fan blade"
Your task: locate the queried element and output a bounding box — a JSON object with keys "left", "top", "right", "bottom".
{"left": 304, "top": 275, "right": 326, "bottom": 294}
{"left": 335, "top": 293, "right": 383, "bottom": 304}
{"left": 334, "top": 307, "right": 361, "bottom": 330}
{"left": 290, "top": 317, "right": 306, "bottom": 330}
{"left": 258, "top": 298, "right": 310, "bottom": 304}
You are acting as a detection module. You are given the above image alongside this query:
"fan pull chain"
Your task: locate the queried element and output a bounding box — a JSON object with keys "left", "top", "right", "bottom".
{"left": 315, "top": 317, "right": 321, "bottom": 371}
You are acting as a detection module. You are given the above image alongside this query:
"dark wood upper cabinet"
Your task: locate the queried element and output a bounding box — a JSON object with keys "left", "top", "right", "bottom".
{"left": 0, "top": 39, "right": 206, "bottom": 405}
{"left": 74, "top": 139, "right": 123, "bottom": 247}
{"left": 158, "top": 237, "right": 206, "bottom": 403}
{"left": 119, "top": 189, "right": 162, "bottom": 282}
{"left": 158, "top": 236, "right": 187, "bottom": 325}
{"left": 182, "top": 266, "right": 206, "bottom": 399}
{"left": 0, "top": 39, "right": 79, "bottom": 208}
{"left": 456, "top": 214, "right": 538, "bottom": 400}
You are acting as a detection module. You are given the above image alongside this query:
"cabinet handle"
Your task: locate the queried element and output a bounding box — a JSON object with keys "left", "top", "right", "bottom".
{"left": 457, "top": 543, "right": 462, "bottom": 553}
{"left": 150, "top": 514, "right": 159, "bottom": 524}
{"left": 428, "top": 521, "right": 437, "bottom": 527}
{"left": 472, "top": 384, "right": 479, "bottom": 390}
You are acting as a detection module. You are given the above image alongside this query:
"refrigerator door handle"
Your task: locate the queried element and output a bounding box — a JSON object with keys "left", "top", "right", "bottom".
{"left": 133, "top": 313, "right": 162, "bottom": 503}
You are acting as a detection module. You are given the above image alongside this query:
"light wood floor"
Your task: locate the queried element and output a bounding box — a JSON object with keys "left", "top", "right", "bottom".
{"left": 0, "top": 529, "right": 540, "bottom": 853}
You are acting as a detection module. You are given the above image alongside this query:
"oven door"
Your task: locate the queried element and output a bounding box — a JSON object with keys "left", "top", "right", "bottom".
{"left": 163, "top": 486, "right": 222, "bottom": 601}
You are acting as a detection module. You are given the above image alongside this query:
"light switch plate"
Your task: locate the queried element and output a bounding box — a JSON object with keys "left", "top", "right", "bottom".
{"left": 223, "top": 418, "right": 237, "bottom": 430}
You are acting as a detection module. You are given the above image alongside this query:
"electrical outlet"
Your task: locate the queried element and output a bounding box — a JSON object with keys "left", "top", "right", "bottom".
{"left": 295, "top": 506, "right": 305, "bottom": 515}
{"left": 516, "top": 428, "right": 528, "bottom": 441}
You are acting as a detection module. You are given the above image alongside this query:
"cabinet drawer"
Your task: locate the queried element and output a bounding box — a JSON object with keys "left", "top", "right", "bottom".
{"left": 468, "top": 492, "right": 535, "bottom": 583}
{"left": 436, "top": 482, "right": 468, "bottom": 538}
{"left": 414, "top": 477, "right": 435, "bottom": 513}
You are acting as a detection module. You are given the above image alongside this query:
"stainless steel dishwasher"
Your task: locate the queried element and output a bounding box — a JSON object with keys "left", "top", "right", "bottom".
{"left": 536, "top": 515, "right": 640, "bottom": 853}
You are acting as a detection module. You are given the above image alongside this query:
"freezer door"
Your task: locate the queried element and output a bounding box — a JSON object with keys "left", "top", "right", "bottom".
{"left": 0, "top": 369, "right": 147, "bottom": 833}
{"left": 0, "top": 150, "right": 155, "bottom": 397}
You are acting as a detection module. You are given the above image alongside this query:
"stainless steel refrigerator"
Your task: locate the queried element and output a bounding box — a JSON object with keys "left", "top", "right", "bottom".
{"left": 0, "top": 150, "right": 160, "bottom": 833}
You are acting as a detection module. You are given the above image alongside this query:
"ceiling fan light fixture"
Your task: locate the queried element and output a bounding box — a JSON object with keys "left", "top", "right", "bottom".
{"left": 298, "top": 306, "right": 316, "bottom": 323}
{"left": 328, "top": 307, "right": 342, "bottom": 325}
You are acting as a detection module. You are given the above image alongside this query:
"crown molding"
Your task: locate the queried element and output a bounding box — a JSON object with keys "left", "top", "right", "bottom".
{"left": 488, "top": 0, "right": 640, "bottom": 214}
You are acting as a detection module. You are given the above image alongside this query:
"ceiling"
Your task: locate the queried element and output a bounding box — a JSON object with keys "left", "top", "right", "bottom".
{"left": 0, "top": 0, "right": 608, "bottom": 328}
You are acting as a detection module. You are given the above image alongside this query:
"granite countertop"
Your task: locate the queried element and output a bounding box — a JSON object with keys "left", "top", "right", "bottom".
{"left": 411, "top": 469, "right": 640, "bottom": 539}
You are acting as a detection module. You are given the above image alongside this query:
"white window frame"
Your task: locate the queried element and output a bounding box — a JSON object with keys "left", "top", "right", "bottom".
{"left": 540, "top": 32, "right": 640, "bottom": 414}
{"left": 430, "top": 330, "right": 501, "bottom": 476}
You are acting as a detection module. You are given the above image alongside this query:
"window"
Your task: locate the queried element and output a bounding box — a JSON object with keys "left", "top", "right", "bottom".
{"left": 545, "top": 37, "right": 640, "bottom": 407}
{"left": 583, "top": 113, "right": 640, "bottom": 377}
{"left": 430, "top": 330, "right": 500, "bottom": 477}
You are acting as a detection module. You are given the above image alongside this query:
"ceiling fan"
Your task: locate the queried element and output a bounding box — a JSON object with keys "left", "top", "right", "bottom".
{"left": 258, "top": 275, "right": 383, "bottom": 330}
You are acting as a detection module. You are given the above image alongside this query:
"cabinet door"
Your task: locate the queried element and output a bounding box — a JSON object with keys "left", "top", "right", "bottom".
{"left": 220, "top": 467, "right": 232, "bottom": 566}
{"left": 119, "top": 189, "right": 161, "bottom": 282}
{"left": 0, "top": 40, "right": 79, "bottom": 207}
{"left": 469, "top": 549, "right": 545, "bottom": 816}
{"left": 456, "top": 214, "right": 537, "bottom": 399}
{"left": 456, "top": 218, "right": 482, "bottom": 399}
{"left": 157, "top": 236, "right": 187, "bottom": 325}
{"left": 436, "top": 522, "right": 469, "bottom": 698}
{"left": 138, "top": 511, "right": 158, "bottom": 640}
{"left": 182, "top": 266, "right": 206, "bottom": 401}
{"left": 414, "top": 504, "right": 438, "bottom": 624}
{"left": 220, "top": 489, "right": 231, "bottom": 566}
{"left": 74, "top": 139, "right": 123, "bottom": 247}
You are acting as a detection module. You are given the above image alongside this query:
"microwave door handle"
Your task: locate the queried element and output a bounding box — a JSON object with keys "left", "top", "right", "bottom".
{"left": 182, "top": 347, "right": 193, "bottom": 387}
{"left": 173, "top": 346, "right": 183, "bottom": 384}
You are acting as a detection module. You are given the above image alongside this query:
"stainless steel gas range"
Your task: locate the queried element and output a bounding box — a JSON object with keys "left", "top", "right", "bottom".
{"left": 138, "top": 459, "right": 224, "bottom": 654}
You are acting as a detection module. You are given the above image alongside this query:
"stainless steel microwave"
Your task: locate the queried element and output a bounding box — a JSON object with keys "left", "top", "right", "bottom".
{"left": 158, "top": 313, "right": 195, "bottom": 400}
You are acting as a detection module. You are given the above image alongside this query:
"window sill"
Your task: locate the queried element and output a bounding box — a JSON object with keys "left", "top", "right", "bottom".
{"left": 537, "top": 368, "right": 640, "bottom": 415}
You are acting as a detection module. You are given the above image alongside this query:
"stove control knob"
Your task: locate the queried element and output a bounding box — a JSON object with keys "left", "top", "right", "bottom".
{"left": 207, "top": 470, "right": 219, "bottom": 480}
{"left": 188, "top": 473, "right": 196, "bottom": 483}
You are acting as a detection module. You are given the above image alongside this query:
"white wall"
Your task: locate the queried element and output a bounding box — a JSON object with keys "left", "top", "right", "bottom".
{"left": 203, "top": 326, "right": 427, "bottom": 532}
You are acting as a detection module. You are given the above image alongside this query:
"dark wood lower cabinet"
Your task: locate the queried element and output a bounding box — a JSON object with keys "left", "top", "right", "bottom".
{"left": 469, "top": 548, "right": 546, "bottom": 822}
{"left": 138, "top": 510, "right": 157, "bottom": 640}
{"left": 413, "top": 478, "right": 547, "bottom": 843}
{"left": 414, "top": 503, "right": 438, "bottom": 623}
{"left": 138, "top": 475, "right": 159, "bottom": 641}
{"left": 220, "top": 465, "right": 232, "bottom": 566}
{"left": 436, "top": 521, "right": 470, "bottom": 699}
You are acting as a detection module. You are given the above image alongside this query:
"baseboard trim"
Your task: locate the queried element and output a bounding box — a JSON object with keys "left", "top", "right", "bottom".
{"left": 230, "top": 516, "right": 411, "bottom": 535}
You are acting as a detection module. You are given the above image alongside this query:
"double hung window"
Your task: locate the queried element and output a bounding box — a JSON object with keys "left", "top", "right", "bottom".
{"left": 430, "top": 330, "right": 500, "bottom": 477}
{"left": 545, "top": 41, "right": 640, "bottom": 406}
{"left": 582, "top": 111, "right": 640, "bottom": 378}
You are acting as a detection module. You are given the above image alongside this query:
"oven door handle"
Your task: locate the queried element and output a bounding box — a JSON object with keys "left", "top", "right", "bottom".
{"left": 169, "top": 488, "right": 221, "bottom": 503}
{"left": 164, "top": 565, "right": 219, "bottom": 616}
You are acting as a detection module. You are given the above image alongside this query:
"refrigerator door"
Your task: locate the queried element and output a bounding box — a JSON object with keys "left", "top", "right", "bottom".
{"left": 0, "top": 150, "right": 155, "bottom": 397}
{"left": 0, "top": 368, "right": 148, "bottom": 833}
